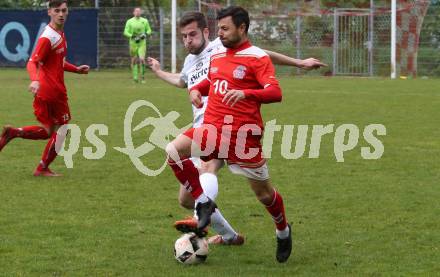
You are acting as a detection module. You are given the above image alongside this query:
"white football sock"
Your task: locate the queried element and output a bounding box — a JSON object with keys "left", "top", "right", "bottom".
{"left": 195, "top": 193, "right": 209, "bottom": 204}
{"left": 276, "top": 225, "right": 290, "bottom": 239}
{"left": 193, "top": 173, "right": 218, "bottom": 205}
{"left": 199, "top": 173, "right": 237, "bottom": 241}
{"left": 210, "top": 208, "right": 237, "bottom": 241}
{"left": 199, "top": 173, "right": 218, "bottom": 200}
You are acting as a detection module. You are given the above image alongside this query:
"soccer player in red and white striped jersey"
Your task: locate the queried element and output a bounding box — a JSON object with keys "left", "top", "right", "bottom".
{"left": 149, "top": 11, "right": 325, "bottom": 246}
{"left": 0, "top": 0, "right": 89, "bottom": 176}
{"left": 166, "top": 6, "right": 292, "bottom": 263}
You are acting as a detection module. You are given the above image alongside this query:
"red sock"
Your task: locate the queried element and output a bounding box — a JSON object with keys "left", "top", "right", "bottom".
{"left": 168, "top": 157, "right": 203, "bottom": 199}
{"left": 17, "top": 126, "right": 49, "bottom": 140}
{"left": 265, "top": 190, "right": 288, "bottom": 231}
{"left": 37, "top": 132, "right": 58, "bottom": 170}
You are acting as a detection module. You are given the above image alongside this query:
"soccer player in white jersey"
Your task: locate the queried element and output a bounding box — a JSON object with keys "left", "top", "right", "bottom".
{"left": 147, "top": 12, "right": 325, "bottom": 245}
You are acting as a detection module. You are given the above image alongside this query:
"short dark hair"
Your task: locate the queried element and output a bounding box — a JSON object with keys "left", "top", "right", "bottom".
{"left": 217, "top": 6, "right": 250, "bottom": 34}
{"left": 48, "top": 0, "right": 67, "bottom": 8}
{"left": 179, "top": 11, "right": 208, "bottom": 30}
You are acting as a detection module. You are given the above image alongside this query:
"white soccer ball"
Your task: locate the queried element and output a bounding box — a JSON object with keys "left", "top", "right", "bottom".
{"left": 174, "top": 232, "right": 209, "bottom": 265}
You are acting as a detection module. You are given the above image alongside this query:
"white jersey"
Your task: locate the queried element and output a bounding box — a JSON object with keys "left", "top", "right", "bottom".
{"left": 180, "top": 38, "right": 224, "bottom": 127}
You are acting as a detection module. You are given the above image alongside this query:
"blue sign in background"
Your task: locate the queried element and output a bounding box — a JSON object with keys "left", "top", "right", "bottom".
{"left": 0, "top": 9, "right": 98, "bottom": 68}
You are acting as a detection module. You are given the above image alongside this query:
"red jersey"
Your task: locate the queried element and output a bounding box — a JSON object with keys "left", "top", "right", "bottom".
{"left": 194, "top": 40, "right": 282, "bottom": 132}
{"left": 27, "top": 24, "right": 78, "bottom": 102}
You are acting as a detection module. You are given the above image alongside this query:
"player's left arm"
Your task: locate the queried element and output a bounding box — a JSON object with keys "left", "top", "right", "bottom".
{"left": 145, "top": 19, "right": 152, "bottom": 36}
{"left": 139, "top": 19, "right": 152, "bottom": 40}
{"left": 64, "top": 61, "right": 90, "bottom": 74}
{"left": 263, "top": 49, "right": 327, "bottom": 70}
{"left": 223, "top": 57, "right": 282, "bottom": 107}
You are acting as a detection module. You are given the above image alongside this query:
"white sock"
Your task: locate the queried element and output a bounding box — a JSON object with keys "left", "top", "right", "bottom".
{"left": 195, "top": 193, "right": 209, "bottom": 204}
{"left": 276, "top": 225, "right": 290, "bottom": 239}
{"left": 199, "top": 173, "right": 237, "bottom": 240}
{"left": 200, "top": 173, "right": 218, "bottom": 200}
{"left": 194, "top": 173, "right": 217, "bottom": 205}
{"left": 210, "top": 208, "right": 237, "bottom": 241}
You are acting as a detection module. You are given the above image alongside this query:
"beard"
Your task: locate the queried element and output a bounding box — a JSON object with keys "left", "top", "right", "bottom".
{"left": 189, "top": 36, "right": 206, "bottom": 55}
{"left": 220, "top": 34, "right": 241, "bottom": 48}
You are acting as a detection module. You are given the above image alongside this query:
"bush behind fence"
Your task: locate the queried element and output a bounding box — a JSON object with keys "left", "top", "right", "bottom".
{"left": 98, "top": 4, "right": 440, "bottom": 77}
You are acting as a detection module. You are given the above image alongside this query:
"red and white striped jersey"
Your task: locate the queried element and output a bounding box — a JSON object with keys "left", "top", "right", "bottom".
{"left": 28, "top": 24, "right": 68, "bottom": 102}
{"left": 195, "top": 40, "right": 282, "bottom": 131}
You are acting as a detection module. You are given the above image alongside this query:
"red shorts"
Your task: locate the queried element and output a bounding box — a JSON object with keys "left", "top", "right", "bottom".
{"left": 183, "top": 124, "right": 263, "bottom": 164}
{"left": 33, "top": 96, "right": 71, "bottom": 127}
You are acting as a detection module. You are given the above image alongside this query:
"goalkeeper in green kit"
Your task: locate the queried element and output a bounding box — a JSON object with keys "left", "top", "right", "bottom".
{"left": 124, "top": 7, "right": 152, "bottom": 83}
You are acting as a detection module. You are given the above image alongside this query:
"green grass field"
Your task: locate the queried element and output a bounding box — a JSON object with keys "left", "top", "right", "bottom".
{"left": 0, "top": 69, "right": 439, "bottom": 276}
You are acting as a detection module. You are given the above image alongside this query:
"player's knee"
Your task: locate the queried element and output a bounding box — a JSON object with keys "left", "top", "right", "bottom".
{"left": 253, "top": 186, "right": 274, "bottom": 206}
{"left": 46, "top": 125, "right": 57, "bottom": 136}
{"left": 200, "top": 162, "right": 215, "bottom": 174}
{"left": 256, "top": 193, "right": 273, "bottom": 206}
{"left": 178, "top": 194, "right": 194, "bottom": 210}
{"left": 200, "top": 160, "right": 223, "bottom": 174}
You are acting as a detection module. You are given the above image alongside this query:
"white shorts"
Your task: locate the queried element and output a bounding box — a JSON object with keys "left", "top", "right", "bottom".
{"left": 227, "top": 161, "right": 270, "bottom": 181}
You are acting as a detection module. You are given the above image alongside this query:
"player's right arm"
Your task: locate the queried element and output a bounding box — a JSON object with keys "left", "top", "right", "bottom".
{"left": 26, "top": 37, "right": 51, "bottom": 95}
{"left": 147, "top": 57, "right": 186, "bottom": 88}
{"left": 189, "top": 78, "right": 210, "bottom": 108}
{"left": 123, "top": 19, "right": 133, "bottom": 39}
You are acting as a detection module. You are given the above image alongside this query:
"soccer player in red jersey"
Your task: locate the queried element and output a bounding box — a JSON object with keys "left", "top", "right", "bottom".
{"left": 149, "top": 12, "right": 325, "bottom": 246}
{"left": 0, "top": 0, "right": 89, "bottom": 176}
{"left": 165, "top": 6, "right": 292, "bottom": 262}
